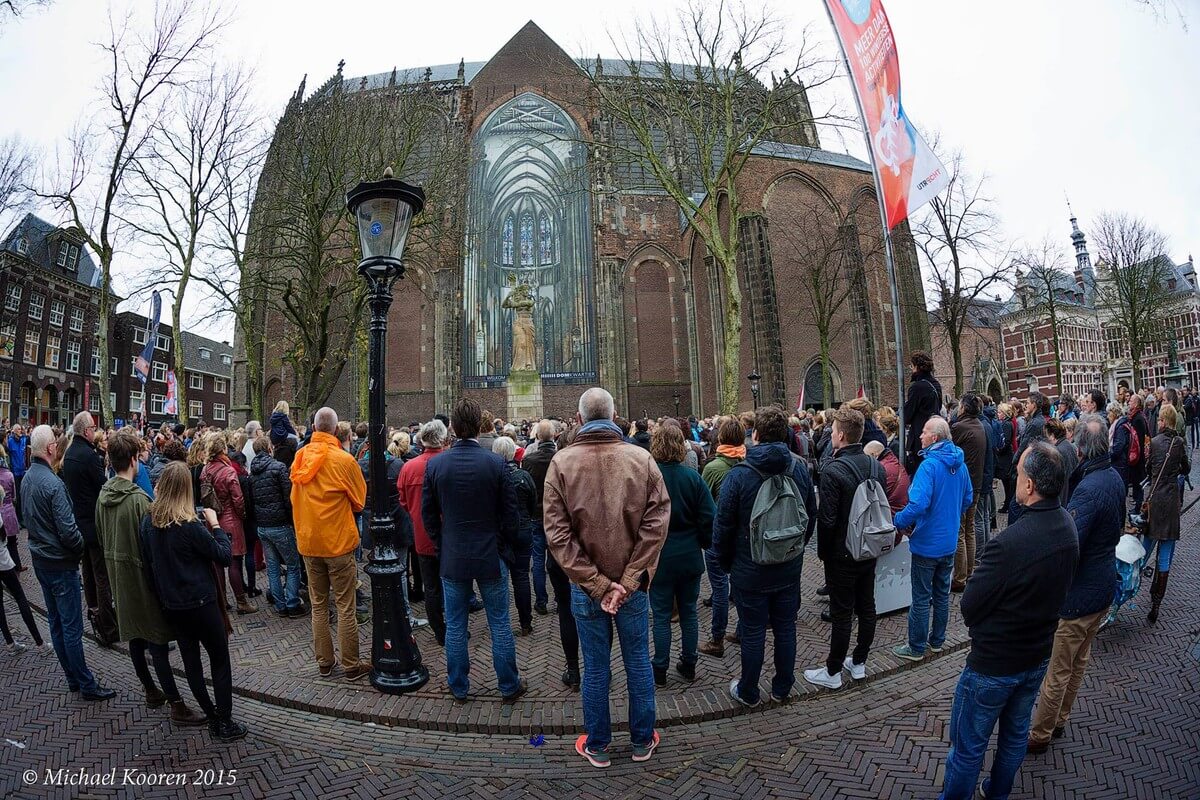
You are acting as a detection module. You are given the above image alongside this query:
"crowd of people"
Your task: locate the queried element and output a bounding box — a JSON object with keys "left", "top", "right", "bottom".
{"left": 0, "top": 355, "right": 1193, "bottom": 797}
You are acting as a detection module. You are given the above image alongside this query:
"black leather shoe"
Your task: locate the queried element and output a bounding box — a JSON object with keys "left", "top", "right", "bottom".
{"left": 816, "top": 584, "right": 830, "bottom": 596}
{"left": 653, "top": 666, "right": 667, "bottom": 687}
{"left": 81, "top": 687, "right": 117, "bottom": 701}
{"left": 821, "top": 610, "right": 832, "bottom": 623}
{"left": 212, "top": 718, "right": 248, "bottom": 741}
{"left": 1053, "top": 725, "right": 1065, "bottom": 739}
{"left": 561, "top": 667, "right": 580, "bottom": 689}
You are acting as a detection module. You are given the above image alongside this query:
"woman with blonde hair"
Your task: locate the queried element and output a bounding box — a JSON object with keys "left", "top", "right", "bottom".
{"left": 1143, "top": 404, "right": 1190, "bottom": 625}
{"left": 875, "top": 407, "right": 900, "bottom": 460}
{"left": 269, "top": 400, "right": 299, "bottom": 446}
{"left": 142, "top": 461, "right": 246, "bottom": 741}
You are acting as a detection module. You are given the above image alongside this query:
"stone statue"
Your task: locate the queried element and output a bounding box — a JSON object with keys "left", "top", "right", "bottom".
{"left": 502, "top": 282, "right": 537, "bottom": 372}
{"left": 1168, "top": 334, "right": 1180, "bottom": 370}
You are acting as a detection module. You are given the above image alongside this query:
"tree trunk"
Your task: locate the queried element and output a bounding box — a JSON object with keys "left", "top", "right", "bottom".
{"left": 97, "top": 275, "right": 112, "bottom": 426}
{"left": 171, "top": 290, "right": 187, "bottom": 422}
{"left": 718, "top": 252, "right": 743, "bottom": 414}
{"left": 819, "top": 333, "right": 832, "bottom": 410}
{"left": 1049, "top": 307, "right": 1063, "bottom": 397}
{"left": 950, "top": 328, "right": 964, "bottom": 398}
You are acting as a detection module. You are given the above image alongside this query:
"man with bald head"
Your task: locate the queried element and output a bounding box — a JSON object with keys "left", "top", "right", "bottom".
{"left": 61, "top": 410, "right": 118, "bottom": 644}
{"left": 891, "top": 416, "right": 973, "bottom": 662}
{"left": 290, "top": 407, "right": 370, "bottom": 682}
{"left": 544, "top": 387, "right": 669, "bottom": 766}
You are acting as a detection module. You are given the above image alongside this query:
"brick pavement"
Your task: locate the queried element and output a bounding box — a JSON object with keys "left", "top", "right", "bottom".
{"left": 1, "top": 494, "right": 1197, "bottom": 798}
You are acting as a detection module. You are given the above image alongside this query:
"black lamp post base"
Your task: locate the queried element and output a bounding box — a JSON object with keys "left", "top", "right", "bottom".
{"left": 370, "top": 665, "right": 429, "bottom": 694}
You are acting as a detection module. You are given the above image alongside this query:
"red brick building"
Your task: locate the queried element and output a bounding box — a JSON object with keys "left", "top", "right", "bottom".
{"left": 234, "top": 22, "right": 928, "bottom": 424}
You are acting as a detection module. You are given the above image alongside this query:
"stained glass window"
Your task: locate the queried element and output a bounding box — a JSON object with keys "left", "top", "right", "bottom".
{"left": 539, "top": 216, "right": 552, "bottom": 264}
{"left": 502, "top": 218, "right": 513, "bottom": 265}
{"left": 520, "top": 213, "right": 533, "bottom": 266}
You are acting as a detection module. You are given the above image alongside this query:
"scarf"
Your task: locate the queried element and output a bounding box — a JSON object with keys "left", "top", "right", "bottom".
{"left": 716, "top": 444, "right": 746, "bottom": 459}
{"left": 580, "top": 419, "right": 624, "bottom": 437}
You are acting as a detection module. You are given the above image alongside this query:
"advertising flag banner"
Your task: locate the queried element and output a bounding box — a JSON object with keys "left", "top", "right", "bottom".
{"left": 134, "top": 291, "right": 162, "bottom": 385}
{"left": 824, "top": 0, "right": 949, "bottom": 228}
{"left": 165, "top": 370, "right": 178, "bottom": 416}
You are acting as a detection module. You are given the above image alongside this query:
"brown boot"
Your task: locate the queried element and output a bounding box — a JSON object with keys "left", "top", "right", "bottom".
{"left": 144, "top": 685, "right": 168, "bottom": 708}
{"left": 236, "top": 597, "right": 258, "bottom": 615}
{"left": 169, "top": 700, "right": 207, "bottom": 727}
{"left": 1146, "top": 571, "right": 1169, "bottom": 625}
{"left": 698, "top": 639, "right": 725, "bottom": 657}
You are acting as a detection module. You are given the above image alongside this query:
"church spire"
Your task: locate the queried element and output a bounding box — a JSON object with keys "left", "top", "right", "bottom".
{"left": 1067, "top": 198, "right": 1095, "bottom": 299}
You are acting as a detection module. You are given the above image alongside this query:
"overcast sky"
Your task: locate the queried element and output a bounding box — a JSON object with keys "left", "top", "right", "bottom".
{"left": 0, "top": 0, "right": 1195, "bottom": 337}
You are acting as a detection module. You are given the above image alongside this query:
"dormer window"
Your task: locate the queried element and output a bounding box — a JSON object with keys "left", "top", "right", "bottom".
{"left": 56, "top": 242, "right": 69, "bottom": 267}
{"left": 221, "top": 354, "right": 232, "bottom": 366}
{"left": 15, "top": 238, "right": 28, "bottom": 255}
{"left": 199, "top": 347, "right": 211, "bottom": 360}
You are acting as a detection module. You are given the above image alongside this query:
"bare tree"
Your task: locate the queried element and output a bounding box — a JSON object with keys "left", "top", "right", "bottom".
{"left": 0, "top": 135, "right": 34, "bottom": 221}
{"left": 1092, "top": 212, "right": 1183, "bottom": 390}
{"left": 0, "top": 0, "right": 51, "bottom": 26}
{"left": 912, "top": 146, "right": 1012, "bottom": 397}
{"left": 1131, "top": 0, "right": 1189, "bottom": 29}
{"left": 585, "top": 0, "right": 844, "bottom": 413}
{"left": 123, "top": 65, "right": 256, "bottom": 420}
{"left": 1012, "top": 236, "right": 1073, "bottom": 394}
{"left": 250, "top": 68, "right": 465, "bottom": 418}
{"left": 38, "top": 2, "right": 225, "bottom": 425}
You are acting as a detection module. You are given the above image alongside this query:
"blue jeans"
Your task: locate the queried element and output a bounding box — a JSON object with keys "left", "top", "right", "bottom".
{"left": 732, "top": 584, "right": 799, "bottom": 704}
{"left": 530, "top": 520, "right": 548, "bottom": 607}
{"left": 258, "top": 525, "right": 303, "bottom": 611}
{"left": 1141, "top": 537, "right": 1176, "bottom": 572}
{"left": 941, "top": 661, "right": 1049, "bottom": 800}
{"left": 649, "top": 571, "right": 700, "bottom": 671}
{"left": 974, "top": 484, "right": 994, "bottom": 543}
{"left": 571, "top": 585, "right": 656, "bottom": 751}
{"left": 704, "top": 549, "right": 740, "bottom": 641}
{"left": 909, "top": 553, "right": 954, "bottom": 654}
{"left": 441, "top": 566, "right": 520, "bottom": 699}
{"left": 35, "top": 567, "right": 99, "bottom": 693}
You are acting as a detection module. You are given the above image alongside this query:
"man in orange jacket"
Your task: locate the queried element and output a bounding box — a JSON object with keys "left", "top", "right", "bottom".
{"left": 290, "top": 407, "right": 370, "bottom": 682}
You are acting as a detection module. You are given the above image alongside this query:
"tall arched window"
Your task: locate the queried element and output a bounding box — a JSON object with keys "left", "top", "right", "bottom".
{"left": 520, "top": 213, "right": 534, "bottom": 266}
{"left": 502, "top": 217, "right": 513, "bottom": 266}
{"left": 539, "top": 216, "right": 553, "bottom": 263}
{"left": 804, "top": 361, "right": 838, "bottom": 410}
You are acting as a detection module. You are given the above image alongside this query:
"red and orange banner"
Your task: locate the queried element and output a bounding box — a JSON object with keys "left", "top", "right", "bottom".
{"left": 825, "top": 0, "right": 948, "bottom": 228}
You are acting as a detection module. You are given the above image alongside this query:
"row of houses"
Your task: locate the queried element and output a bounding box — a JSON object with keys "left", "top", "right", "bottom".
{"left": 931, "top": 211, "right": 1199, "bottom": 403}
{"left": 0, "top": 214, "right": 233, "bottom": 429}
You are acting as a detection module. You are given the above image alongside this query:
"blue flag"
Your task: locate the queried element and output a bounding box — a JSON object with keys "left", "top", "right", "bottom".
{"left": 134, "top": 291, "right": 161, "bottom": 385}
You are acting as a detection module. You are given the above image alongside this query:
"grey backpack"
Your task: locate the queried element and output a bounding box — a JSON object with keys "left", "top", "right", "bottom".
{"left": 843, "top": 458, "right": 896, "bottom": 561}
{"left": 742, "top": 464, "right": 809, "bottom": 565}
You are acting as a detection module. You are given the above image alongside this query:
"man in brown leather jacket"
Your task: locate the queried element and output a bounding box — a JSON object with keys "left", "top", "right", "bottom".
{"left": 544, "top": 387, "right": 669, "bottom": 768}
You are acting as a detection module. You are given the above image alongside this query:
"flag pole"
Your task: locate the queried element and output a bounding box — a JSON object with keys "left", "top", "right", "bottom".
{"left": 821, "top": 1, "right": 909, "bottom": 461}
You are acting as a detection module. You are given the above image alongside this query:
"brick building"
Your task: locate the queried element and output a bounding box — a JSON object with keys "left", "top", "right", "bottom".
{"left": 0, "top": 214, "right": 106, "bottom": 427}
{"left": 928, "top": 298, "right": 1006, "bottom": 402}
{"left": 110, "top": 310, "right": 233, "bottom": 429}
{"left": 233, "top": 22, "right": 929, "bottom": 425}
{"left": 999, "top": 211, "right": 1199, "bottom": 400}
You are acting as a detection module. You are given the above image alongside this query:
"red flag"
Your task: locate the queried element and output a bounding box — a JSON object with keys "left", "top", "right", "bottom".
{"left": 857, "top": 385, "right": 865, "bottom": 399}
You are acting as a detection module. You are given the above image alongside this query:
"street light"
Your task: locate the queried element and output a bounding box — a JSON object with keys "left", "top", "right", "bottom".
{"left": 346, "top": 168, "right": 428, "bottom": 695}
{"left": 673, "top": 389, "right": 681, "bottom": 417}
{"left": 748, "top": 370, "right": 762, "bottom": 408}
{"left": 1026, "top": 373, "right": 1037, "bottom": 396}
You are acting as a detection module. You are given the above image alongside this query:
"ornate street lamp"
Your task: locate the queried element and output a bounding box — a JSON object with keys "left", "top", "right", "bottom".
{"left": 673, "top": 389, "right": 681, "bottom": 417}
{"left": 748, "top": 370, "right": 762, "bottom": 408}
{"left": 346, "top": 168, "right": 428, "bottom": 695}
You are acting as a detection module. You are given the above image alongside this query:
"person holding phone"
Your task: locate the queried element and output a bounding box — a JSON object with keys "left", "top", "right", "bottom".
{"left": 141, "top": 461, "right": 247, "bottom": 742}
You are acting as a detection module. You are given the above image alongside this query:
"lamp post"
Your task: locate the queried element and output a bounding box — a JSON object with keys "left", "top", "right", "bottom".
{"left": 1026, "top": 373, "right": 1037, "bottom": 397}
{"left": 673, "top": 389, "right": 681, "bottom": 417}
{"left": 346, "top": 168, "right": 428, "bottom": 695}
{"left": 748, "top": 370, "right": 762, "bottom": 408}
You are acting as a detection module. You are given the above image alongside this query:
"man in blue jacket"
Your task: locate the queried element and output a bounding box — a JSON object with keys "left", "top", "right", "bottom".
{"left": 892, "top": 416, "right": 973, "bottom": 661}
{"left": 423, "top": 397, "right": 525, "bottom": 703}
{"left": 6, "top": 423, "right": 28, "bottom": 527}
{"left": 1026, "top": 414, "right": 1124, "bottom": 754}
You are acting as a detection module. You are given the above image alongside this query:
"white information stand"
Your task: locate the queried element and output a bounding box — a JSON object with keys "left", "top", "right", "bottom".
{"left": 875, "top": 537, "right": 912, "bottom": 614}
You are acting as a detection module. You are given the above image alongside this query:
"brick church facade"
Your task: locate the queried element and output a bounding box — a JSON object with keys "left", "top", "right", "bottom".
{"left": 232, "top": 22, "right": 929, "bottom": 425}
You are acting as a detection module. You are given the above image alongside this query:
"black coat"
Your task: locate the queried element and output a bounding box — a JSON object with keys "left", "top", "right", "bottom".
{"left": 1061, "top": 456, "right": 1125, "bottom": 618}
{"left": 249, "top": 452, "right": 292, "bottom": 528}
{"left": 60, "top": 436, "right": 107, "bottom": 545}
{"left": 816, "top": 443, "right": 883, "bottom": 563}
{"left": 140, "top": 517, "right": 232, "bottom": 611}
{"left": 521, "top": 440, "right": 557, "bottom": 520}
{"left": 507, "top": 461, "right": 537, "bottom": 549}
{"left": 962, "top": 499, "right": 1078, "bottom": 676}
{"left": 903, "top": 371, "right": 942, "bottom": 474}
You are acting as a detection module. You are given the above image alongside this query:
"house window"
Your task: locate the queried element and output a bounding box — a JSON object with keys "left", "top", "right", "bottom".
{"left": 66, "top": 340, "right": 81, "bottom": 372}
{"left": 49, "top": 300, "right": 65, "bottom": 327}
{"left": 220, "top": 354, "right": 231, "bottom": 366}
{"left": 199, "top": 347, "right": 211, "bottom": 360}
{"left": 213, "top": 403, "right": 226, "bottom": 421}
{"left": 150, "top": 394, "right": 166, "bottom": 415}
{"left": 90, "top": 352, "right": 101, "bottom": 377}
{"left": 0, "top": 382, "right": 9, "bottom": 422}
{"left": 215, "top": 377, "right": 227, "bottom": 394}
{"left": 69, "top": 307, "right": 84, "bottom": 332}
{"left": 23, "top": 330, "right": 39, "bottom": 363}
{"left": 129, "top": 391, "right": 144, "bottom": 414}
{"left": 152, "top": 361, "right": 167, "bottom": 383}
{"left": 189, "top": 373, "right": 203, "bottom": 390}
{"left": 0, "top": 324, "right": 14, "bottom": 360}
{"left": 66, "top": 246, "right": 79, "bottom": 270}
{"left": 156, "top": 334, "right": 170, "bottom": 351}
{"left": 133, "top": 327, "right": 146, "bottom": 345}
{"left": 28, "top": 293, "right": 44, "bottom": 322}
{"left": 1023, "top": 329, "right": 1037, "bottom": 366}
{"left": 131, "top": 357, "right": 140, "bottom": 378}
{"left": 89, "top": 391, "right": 100, "bottom": 413}
{"left": 4, "top": 284, "right": 21, "bottom": 312}
{"left": 56, "top": 242, "right": 70, "bottom": 267}
{"left": 189, "top": 399, "right": 203, "bottom": 419}
{"left": 15, "top": 238, "right": 28, "bottom": 255}
{"left": 45, "top": 335, "right": 61, "bottom": 369}
{"left": 110, "top": 357, "right": 118, "bottom": 375}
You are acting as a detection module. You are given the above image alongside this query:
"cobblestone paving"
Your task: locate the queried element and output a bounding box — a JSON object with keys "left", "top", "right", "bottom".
{"left": 1, "top": 489, "right": 1197, "bottom": 798}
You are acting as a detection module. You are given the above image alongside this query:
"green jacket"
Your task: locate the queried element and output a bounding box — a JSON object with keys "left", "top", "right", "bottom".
{"left": 701, "top": 454, "right": 742, "bottom": 501}
{"left": 96, "top": 477, "right": 173, "bottom": 645}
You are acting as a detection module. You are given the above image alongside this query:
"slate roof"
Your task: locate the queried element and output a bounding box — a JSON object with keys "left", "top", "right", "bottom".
{"left": 345, "top": 62, "right": 486, "bottom": 91}
{"left": 0, "top": 213, "right": 102, "bottom": 289}
{"left": 749, "top": 141, "right": 871, "bottom": 173}
{"left": 180, "top": 331, "right": 233, "bottom": 378}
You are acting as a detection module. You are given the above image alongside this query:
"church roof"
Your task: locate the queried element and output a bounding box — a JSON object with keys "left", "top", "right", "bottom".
{"left": 0, "top": 213, "right": 102, "bottom": 289}
{"left": 750, "top": 141, "right": 871, "bottom": 173}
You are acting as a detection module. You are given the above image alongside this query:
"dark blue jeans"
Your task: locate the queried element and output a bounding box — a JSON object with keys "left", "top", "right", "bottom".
{"left": 571, "top": 585, "right": 656, "bottom": 751}
{"left": 530, "top": 520, "right": 548, "bottom": 607}
{"left": 704, "top": 549, "right": 737, "bottom": 641}
{"left": 732, "top": 583, "right": 799, "bottom": 703}
{"left": 940, "top": 661, "right": 1049, "bottom": 800}
{"left": 34, "top": 566, "right": 99, "bottom": 693}
{"left": 649, "top": 570, "right": 700, "bottom": 671}
{"left": 258, "top": 525, "right": 303, "bottom": 611}
{"left": 908, "top": 553, "right": 955, "bottom": 654}
{"left": 441, "top": 566, "right": 520, "bottom": 699}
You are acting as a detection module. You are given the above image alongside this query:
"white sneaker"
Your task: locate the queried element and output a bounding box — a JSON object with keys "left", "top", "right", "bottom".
{"left": 37, "top": 643, "right": 54, "bottom": 657}
{"left": 410, "top": 617, "right": 429, "bottom": 629}
{"left": 6, "top": 641, "right": 27, "bottom": 655}
{"left": 803, "top": 666, "right": 843, "bottom": 690}
{"left": 843, "top": 657, "right": 866, "bottom": 681}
